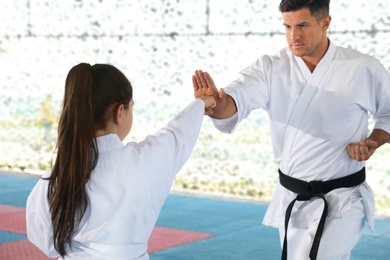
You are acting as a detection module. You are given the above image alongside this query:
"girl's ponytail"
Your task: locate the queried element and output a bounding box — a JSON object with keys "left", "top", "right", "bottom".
{"left": 48, "top": 63, "right": 98, "bottom": 256}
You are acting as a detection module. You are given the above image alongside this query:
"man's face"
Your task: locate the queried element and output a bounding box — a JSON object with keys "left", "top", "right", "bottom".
{"left": 282, "top": 8, "right": 330, "bottom": 59}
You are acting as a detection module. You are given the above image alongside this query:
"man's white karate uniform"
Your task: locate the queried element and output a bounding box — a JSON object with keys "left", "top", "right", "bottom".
{"left": 213, "top": 41, "right": 390, "bottom": 259}
{"left": 26, "top": 99, "right": 206, "bottom": 260}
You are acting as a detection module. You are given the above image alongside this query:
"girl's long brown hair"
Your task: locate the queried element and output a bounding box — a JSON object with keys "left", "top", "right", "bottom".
{"left": 46, "top": 63, "right": 132, "bottom": 256}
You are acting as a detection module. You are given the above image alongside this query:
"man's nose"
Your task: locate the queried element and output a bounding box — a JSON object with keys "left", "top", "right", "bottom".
{"left": 290, "top": 27, "right": 300, "bottom": 41}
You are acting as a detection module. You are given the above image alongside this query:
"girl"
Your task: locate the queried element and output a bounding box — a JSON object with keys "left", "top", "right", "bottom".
{"left": 26, "top": 63, "right": 215, "bottom": 259}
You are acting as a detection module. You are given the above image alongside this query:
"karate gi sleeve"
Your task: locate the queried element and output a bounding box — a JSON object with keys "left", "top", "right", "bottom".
{"left": 130, "top": 99, "right": 206, "bottom": 210}
{"left": 369, "top": 59, "right": 390, "bottom": 141}
{"left": 26, "top": 178, "right": 60, "bottom": 258}
{"left": 212, "top": 55, "right": 272, "bottom": 133}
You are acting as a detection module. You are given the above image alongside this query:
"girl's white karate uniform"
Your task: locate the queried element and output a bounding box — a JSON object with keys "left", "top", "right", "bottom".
{"left": 26, "top": 99, "right": 206, "bottom": 260}
{"left": 213, "top": 41, "right": 390, "bottom": 259}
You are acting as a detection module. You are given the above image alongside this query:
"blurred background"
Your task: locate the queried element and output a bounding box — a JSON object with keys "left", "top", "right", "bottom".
{"left": 0, "top": 0, "right": 389, "bottom": 217}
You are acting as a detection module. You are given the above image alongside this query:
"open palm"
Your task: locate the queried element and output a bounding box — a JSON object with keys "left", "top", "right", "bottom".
{"left": 192, "top": 70, "right": 219, "bottom": 98}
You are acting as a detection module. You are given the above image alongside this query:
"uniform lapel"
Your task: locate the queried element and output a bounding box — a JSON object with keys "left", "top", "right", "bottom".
{"left": 280, "top": 42, "right": 337, "bottom": 172}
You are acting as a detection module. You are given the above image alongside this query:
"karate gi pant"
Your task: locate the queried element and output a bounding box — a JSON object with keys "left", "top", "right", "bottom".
{"left": 278, "top": 192, "right": 366, "bottom": 260}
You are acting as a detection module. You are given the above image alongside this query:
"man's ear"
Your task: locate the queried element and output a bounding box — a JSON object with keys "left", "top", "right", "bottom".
{"left": 322, "top": 15, "right": 331, "bottom": 31}
{"left": 113, "top": 104, "right": 125, "bottom": 124}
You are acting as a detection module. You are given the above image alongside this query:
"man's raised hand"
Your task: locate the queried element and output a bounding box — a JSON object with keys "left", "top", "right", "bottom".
{"left": 192, "top": 70, "right": 227, "bottom": 116}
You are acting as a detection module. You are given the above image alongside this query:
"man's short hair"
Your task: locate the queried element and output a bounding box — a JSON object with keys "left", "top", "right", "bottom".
{"left": 279, "top": 0, "right": 330, "bottom": 20}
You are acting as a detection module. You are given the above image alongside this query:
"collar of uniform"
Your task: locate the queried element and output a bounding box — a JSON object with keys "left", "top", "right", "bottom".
{"left": 95, "top": 134, "right": 125, "bottom": 153}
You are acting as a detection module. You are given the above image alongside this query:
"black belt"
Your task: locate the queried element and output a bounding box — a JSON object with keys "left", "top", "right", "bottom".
{"left": 279, "top": 167, "right": 366, "bottom": 260}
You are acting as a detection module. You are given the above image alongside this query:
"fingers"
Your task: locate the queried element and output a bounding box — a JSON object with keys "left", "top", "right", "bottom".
{"left": 347, "top": 143, "right": 371, "bottom": 161}
{"left": 203, "top": 72, "right": 216, "bottom": 88}
{"left": 200, "top": 96, "right": 216, "bottom": 116}
{"left": 200, "top": 95, "right": 216, "bottom": 109}
{"left": 194, "top": 70, "right": 209, "bottom": 89}
{"left": 194, "top": 70, "right": 216, "bottom": 89}
{"left": 193, "top": 70, "right": 220, "bottom": 100}
{"left": 192, "top": 75, "right": 199, "bottom": 91}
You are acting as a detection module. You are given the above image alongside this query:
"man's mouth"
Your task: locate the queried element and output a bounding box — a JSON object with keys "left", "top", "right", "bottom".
{"left": 291, "top": 43, "right": 304, "bottom": 48}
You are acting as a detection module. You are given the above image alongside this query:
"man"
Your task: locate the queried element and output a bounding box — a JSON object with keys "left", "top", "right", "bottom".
{"left": 192, "top": 0, "right": 390, "bottom": 259}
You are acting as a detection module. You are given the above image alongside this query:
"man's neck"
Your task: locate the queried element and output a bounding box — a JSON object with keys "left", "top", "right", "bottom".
{"left": 302, "top": 38, "right": 330, "bottom": 73}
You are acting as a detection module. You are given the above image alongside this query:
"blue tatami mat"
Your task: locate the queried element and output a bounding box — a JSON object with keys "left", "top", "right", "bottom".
{"left": 1, "top": 172, "right": 389, "bottom": 259}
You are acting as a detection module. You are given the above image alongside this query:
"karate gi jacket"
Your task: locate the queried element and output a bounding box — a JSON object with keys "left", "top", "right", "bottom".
{"left": 213, "top": 41, "right": 390, "bottom": 230}
{"left": 26, "top": 99, "right": 206, "bottom": 259}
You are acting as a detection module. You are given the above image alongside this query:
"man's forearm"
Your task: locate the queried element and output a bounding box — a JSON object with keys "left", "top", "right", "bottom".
{"left": 210, "top": 95, "right": 238, "bottom": 119}
{"left": 368, "top": 128, "right": 390, "bottom": 148}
